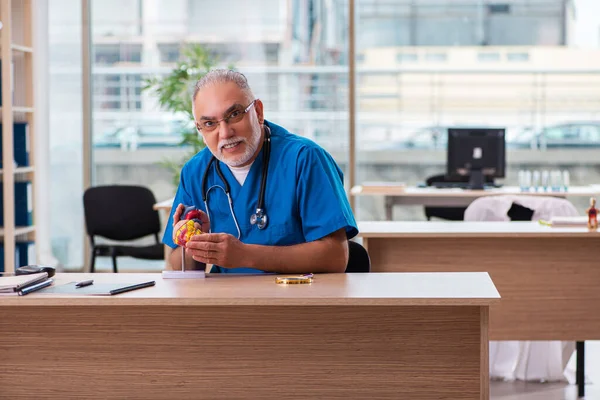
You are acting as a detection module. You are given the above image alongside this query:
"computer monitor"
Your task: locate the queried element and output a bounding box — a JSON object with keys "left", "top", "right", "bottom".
{"left": 447, "top": 128, "right": 505, "bottom": 190}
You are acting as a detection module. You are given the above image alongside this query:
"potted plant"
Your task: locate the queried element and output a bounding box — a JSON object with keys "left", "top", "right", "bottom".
{"left": 142, "top": 44, "right": 225, "bottom": 188}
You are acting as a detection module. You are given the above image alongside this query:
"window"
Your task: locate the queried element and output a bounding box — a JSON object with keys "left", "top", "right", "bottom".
{"left": 94, "top": 44, "right": 142, "bottom": 65}
{"left": 49, "top": 0, "right": 85, "bottom": 269}
{"left": 488, "top": 4, "right": 510, "bottom": 14}
{"left": 89, "top": 0, "right": 348, "bottom": 271}
{"left": 424, "top": 53, "right": 447, "bottom": 62}
{"left": 578, "top": 125, "right": 600, "bottom": 141}
{"left": 544, "top": 126, "right": 575, "bottom": 140}
{"left": 93, "top": 74, "right": 142, "bottom": 110}
{"left": 354, "top": 0, "right": 600, "bottom": 222}
{"left": 397, "top": 53, "right": 418, "bottom": 63}
{"left": 47, "top": 0, "right": 600, "bottom": 269}
{"left": 478, "top": 52, "right": 501, "bottom": 62}
{"left": 507, "top": 52, "right": 529, "bottom": 62}
{"left": 158, "top": 43, "right": 180, "bottom": 63}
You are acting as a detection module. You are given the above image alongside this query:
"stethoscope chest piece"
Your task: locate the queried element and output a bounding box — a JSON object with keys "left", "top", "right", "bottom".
{"left": 250, "top": 208, "right": 268, "bottom": 229}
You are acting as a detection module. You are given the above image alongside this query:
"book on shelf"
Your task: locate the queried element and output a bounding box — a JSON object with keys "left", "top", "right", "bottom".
{"left": 0, "top": 122, "right": 30, "bottom": 168}
{"left": 0, "top": 180, "right": 33, "bottom": 227}
{"left": 0, "top": 241, "right": 36, "bottom": 273}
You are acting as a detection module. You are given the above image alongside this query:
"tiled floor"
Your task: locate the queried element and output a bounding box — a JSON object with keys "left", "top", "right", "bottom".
{"left": 491, "top": 380, "right": 599, "bottom": 400}
{"left": 492, "top": 341, "right": 600, "bottom": 399}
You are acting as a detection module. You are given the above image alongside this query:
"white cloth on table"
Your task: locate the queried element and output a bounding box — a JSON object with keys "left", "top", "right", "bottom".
{"left": 464, "top": 195, "right": 582, "bottom": 383}
{"left": 464, "top": 195, "right": 578, "bottom": 222}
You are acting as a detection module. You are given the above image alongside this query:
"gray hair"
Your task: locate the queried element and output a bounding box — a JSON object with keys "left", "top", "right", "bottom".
{"left": 192, "top": 69, "right": 254, "bottom": 103}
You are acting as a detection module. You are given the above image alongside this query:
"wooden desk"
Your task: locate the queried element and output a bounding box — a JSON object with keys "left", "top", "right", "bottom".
{"left": 359, "top": 221, "right": 600, "bottom": 340}
{"left": 0, "top": 272, "right": 499, "bottom": 400}
{"left": 153, "top": 198, "right": 174, "bottom": 212}
{"left": 351, "top": 185, "right": 600, "bottom": 220}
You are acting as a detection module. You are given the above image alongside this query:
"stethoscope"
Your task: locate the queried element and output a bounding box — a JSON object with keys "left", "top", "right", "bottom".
{"left": 201, "top": 125, "right": 271, "bottom": 239}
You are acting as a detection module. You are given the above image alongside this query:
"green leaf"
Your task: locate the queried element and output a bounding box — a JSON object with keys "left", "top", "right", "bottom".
{"left": 142, "top": 43, "right": 230, "bottom": 191}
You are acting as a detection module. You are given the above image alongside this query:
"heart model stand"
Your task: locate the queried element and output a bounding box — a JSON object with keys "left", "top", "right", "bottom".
{"left": 162, "top": 205, "right": 206, "bottom": 279}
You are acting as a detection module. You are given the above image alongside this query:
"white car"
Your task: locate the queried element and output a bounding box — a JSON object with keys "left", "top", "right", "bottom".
{"left": 95, "top": 120, "right": 192, "bottom": 151}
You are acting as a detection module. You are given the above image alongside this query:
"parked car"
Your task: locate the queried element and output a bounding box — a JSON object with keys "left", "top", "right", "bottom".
{"left": 532, "top": 122, "right": 600, "bottom": 148}
{"left": 505, "top": 126, "right": 537, "bottom": 149}
{"left": 388, "top": 125, "right": 532, "bottom": 150}
{"left": 95, "top": 120, "right": 193, "bottom": 150}
{"left": 402, "top": 125, "right": 447, "bottom": 149}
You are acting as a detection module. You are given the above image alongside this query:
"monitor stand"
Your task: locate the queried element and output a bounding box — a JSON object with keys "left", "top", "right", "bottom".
{"left": 468, "top": 169, "right": 485, "bottom": 190}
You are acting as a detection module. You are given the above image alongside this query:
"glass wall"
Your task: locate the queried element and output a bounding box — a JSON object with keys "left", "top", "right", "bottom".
{"left": 47, "top": 0, "right": 600, "bottom": 269}
{"left": 355, "top": 0, "right": 600, "bottom": 220}
{"left": 48, "top": 0, "right": 84, "bottom": 269}
{"left": 88, "top": 0, "right": 349, "bottom": 271}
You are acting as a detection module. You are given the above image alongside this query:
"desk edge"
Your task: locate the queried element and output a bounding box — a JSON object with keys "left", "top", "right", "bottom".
{"left": 0, "top": 297, "right": 500, "bottom": 307}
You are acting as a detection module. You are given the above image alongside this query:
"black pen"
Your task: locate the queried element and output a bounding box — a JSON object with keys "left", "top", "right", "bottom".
{"left": 109, "top": 281, "right": 155, "bottom": 295}
{"left": 76, "top": 279, "right": 94, "bottom": 288}
{"left": 19, "top": 278, "right": 53, "bottom": 296}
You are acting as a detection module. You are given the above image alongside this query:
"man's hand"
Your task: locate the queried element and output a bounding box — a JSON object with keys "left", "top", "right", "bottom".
{"left": 172, "top": 203, "right": 210, "bottom": 244}
{"left": 186, "top": 233, "right": 246, "bottom": 268}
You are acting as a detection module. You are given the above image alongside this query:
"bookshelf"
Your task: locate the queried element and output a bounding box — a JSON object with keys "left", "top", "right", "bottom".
{"left": 0, "top": 0, "right": 35, "bottom": 273}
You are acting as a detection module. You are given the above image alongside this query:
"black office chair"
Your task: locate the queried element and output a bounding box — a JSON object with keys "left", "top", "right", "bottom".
{"left": 423, "top": 174, "right": 496, "bottom": 221}
{"left": 423, "top": 174, "right": 468, "bottom": 221}
{"left": 83, "top": 185, "right": 164, "bottom": 273}
{"left": 345, "top": 240, "right": 370, "bottom": 273}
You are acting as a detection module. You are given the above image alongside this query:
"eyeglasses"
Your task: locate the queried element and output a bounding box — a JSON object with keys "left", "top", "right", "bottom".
{"left": 196, "top": 100, "right": 256, "bottom": 133}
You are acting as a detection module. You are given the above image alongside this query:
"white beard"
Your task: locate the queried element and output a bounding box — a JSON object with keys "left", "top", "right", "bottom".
{"left": 215, "top": 124, "right": 262, "bottom": 167}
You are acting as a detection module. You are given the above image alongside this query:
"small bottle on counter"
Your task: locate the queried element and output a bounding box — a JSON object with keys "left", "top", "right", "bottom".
{"left": 587, "top": 197, "right": 598, "bottom": 230}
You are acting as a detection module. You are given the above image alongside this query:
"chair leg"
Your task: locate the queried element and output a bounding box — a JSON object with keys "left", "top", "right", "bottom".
{"left": 111, "top": 253, "right": 118, "bottom": 273}
{"left": 576, "top": 341, "right": 585, "bottom": 398}
{"left": 90, "top": 247, "right": 96, "bottom": 273}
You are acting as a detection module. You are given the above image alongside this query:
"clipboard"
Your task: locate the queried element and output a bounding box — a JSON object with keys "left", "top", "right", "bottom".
{"left": 38, "top": 280, "right": 155, "bottom": 296}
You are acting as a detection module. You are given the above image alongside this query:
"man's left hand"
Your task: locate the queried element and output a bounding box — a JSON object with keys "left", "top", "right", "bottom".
{"left": 185, "top": 233, "right": 247, "bottom": 268}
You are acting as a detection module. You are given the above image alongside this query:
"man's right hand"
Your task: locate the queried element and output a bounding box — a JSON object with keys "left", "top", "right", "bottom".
{"left": 172, "top": 204, "right": 210, "bottom": 244}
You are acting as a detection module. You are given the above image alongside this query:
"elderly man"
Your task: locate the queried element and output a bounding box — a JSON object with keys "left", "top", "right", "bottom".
{"left": 162, "top": 69, "right": 357, "bottom": 274}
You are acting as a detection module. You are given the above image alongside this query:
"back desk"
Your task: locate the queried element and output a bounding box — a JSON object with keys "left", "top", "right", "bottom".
{"left": 351, "top": 185, "right": 600, "bottom": 220}
{"left": 0, "top": 272, "right": 499, "bottom": 400}
{"left": 359, "top": 221, "right": 600, "bottom": 340}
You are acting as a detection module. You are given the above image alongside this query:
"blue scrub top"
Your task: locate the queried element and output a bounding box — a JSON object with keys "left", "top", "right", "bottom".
{"left": 162, "top": 120, "right": 358, "bottom": 273}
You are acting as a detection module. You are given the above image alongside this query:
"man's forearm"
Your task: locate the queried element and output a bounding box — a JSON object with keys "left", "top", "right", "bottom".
{"left": 168, "top": 246, "right": 205, "bottom": 271}
{"left": 245, "top": 230, "right": 348, "bottom": 274}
